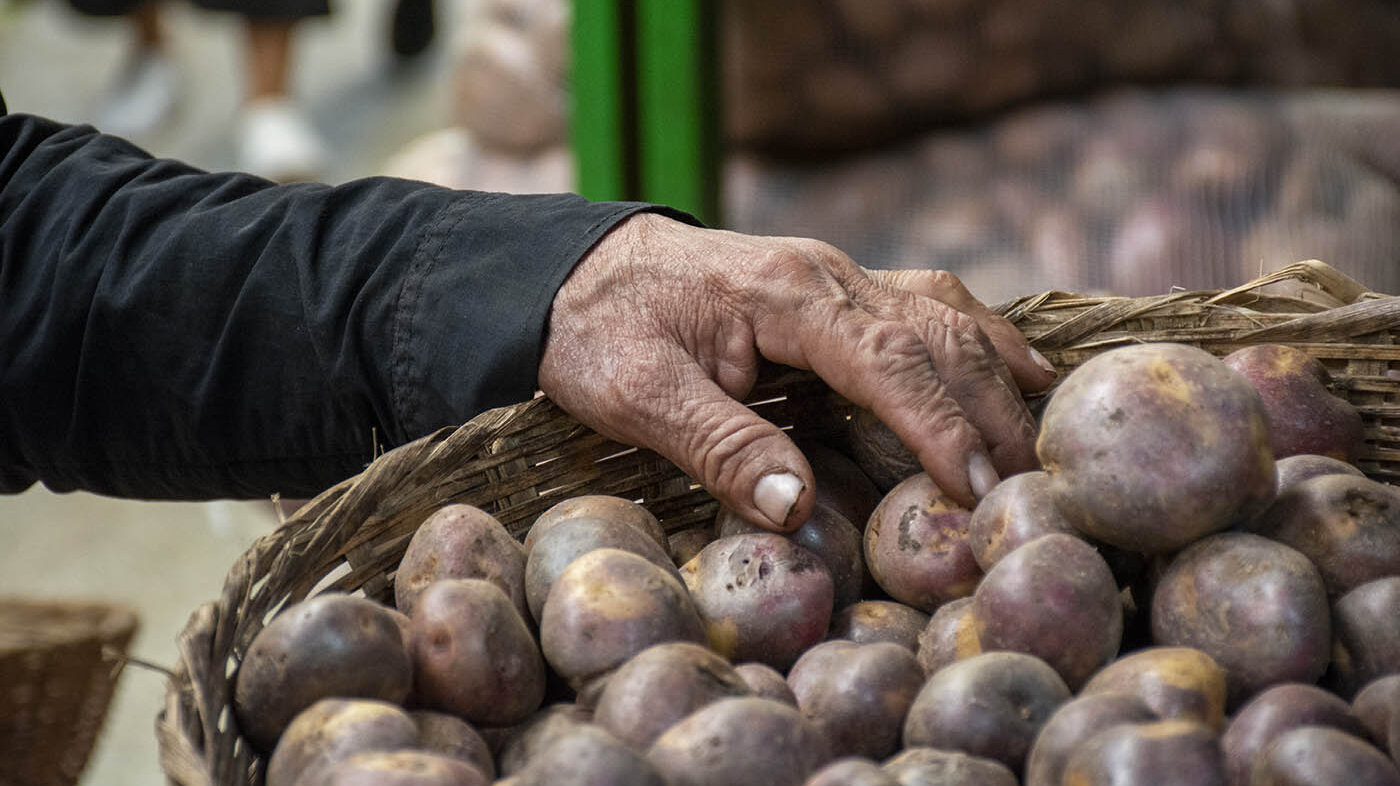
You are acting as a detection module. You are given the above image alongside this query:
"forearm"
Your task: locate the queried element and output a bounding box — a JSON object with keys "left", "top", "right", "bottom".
{"left": 0, "top": 112, "right": 671, "bottom": 499}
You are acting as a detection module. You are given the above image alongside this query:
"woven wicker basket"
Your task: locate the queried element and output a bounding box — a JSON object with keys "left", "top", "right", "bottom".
{"left": 1, "top": 597, "right": 139, "bottom": 786}
{"left": 156, "top": 260, "right": 1400, "bottom": 786}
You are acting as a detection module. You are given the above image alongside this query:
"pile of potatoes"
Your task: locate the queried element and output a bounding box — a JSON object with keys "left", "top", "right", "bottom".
{"left": 725, "top": 88, "right": 1400, "bottom": 303}
{"left": 232, "top": 341, "right": 1400, "bottom": 786}
{"left": 723, "top": 0, "right": 1400, "bottom": 155}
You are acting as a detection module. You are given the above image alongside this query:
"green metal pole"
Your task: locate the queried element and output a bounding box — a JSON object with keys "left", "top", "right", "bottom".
{"left": 571, "top": 0, "right": 633, "bottom": 203}
{"left": 635, "top": 0, "right": 720, "bottom": 226}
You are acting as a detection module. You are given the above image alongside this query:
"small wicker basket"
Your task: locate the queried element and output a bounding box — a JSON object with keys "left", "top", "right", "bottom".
{"left": 156, "top": 260, "right": 1400, "bottom": 786}
{"left": 1, "top": 597, "right": 140, "bottom": 786}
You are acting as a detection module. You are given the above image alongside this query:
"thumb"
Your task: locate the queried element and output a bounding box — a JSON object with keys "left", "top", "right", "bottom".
{"left": 627, "top": 363, "right": 817, "bottom": 532}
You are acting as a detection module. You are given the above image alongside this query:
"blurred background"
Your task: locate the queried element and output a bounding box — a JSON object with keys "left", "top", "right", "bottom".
{"left": 2, "top": 0, "right": 1400, "bottom": 783}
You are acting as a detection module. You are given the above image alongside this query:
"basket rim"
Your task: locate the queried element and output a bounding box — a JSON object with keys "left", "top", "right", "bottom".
{"left": 0, "top": 597, "right": 141, "bottom": 652}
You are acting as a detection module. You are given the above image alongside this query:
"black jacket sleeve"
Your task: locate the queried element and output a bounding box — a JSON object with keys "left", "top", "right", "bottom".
{"left": 0, "top": 105, "right": 687, "bottom": 499}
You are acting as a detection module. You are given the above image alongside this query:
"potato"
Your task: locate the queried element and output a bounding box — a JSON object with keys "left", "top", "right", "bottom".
{"left": 902, "top": 651, "right": 1070, "bottom": 772}
{"left": 1024, "top": 693, "right": 1157, "bottom": 786}
{"left": 266, "top": 698, "right": 419, "bottom": 786}
{"left": 410, "top": 712, "right": 494, "bottom": 779}
{"left": 593, "top": 642, "right": 750, "bottom": 751}
{"left": 804, "top": 440, "right": 883, "bottom": 532}
{"left": 966, "top": 470, "right": 1078, "bottom": 571}
{"left": 973, "top": 533, "right": 1122, "bottom": 690}
{"left": 1037, "top": 343, "right": 1276, "bottom": 553}
{"left": 717, "top": 502, "right": 865, "bottom": 609}
{"left": 1251, "top": 726, "right": 1400, "bottom": 785}
{"left": 803, "top": 758, "right": 899, "bottom": 786}
{"left": 409, "top": 578, "right": 544, "bottom": 726}
{"left": 525, "top": 515, "right": 680, "bottom": 623}
{"left": 1390, "top": 712, "right": 1400, "bottom": 767}
{"left": 525, "top": 495, "right": 667, "bottom": 555}
{"left": 667, "top": 526, "right": 715, "bottom": 568}
{"left": 828, "top": 600, "right": 930, "bottom": 653}
{"left": 681, "top": 533, "right": 834, "bottom": 670}
{"left": 1253, "top": 474, "right": 1400, "bottom": 597}
{"left": 1273, "top": 454, "right": 1364, "bottom": 493}
{"left": 1328, "top": 577, "right": 1400, "bottom": 698}
{"left": 234, "top": 594, "right": 412, "bottom": 752}
{"left": 864, "top": 473, "right": 981, "bottom": 612}
{"left": 395, "top": 504, "right": 527, "bottom": 621}
{"left": 1061, "top": 720, "right": 1226, "bottom": 786}
{"left": 846, "top": 409, "right": 922, "bottom": 492}
{"left": 914, "top": 596, "right": 981, "bottom": 676}
{"left": 1222, "top": 684, "right": 1368, "bottom": 786}
{"left": 1150, "top": 533, "right": 1330, "bottom": 704}
{"left": 301, "top": 751, "right": 490, "bottom": 786}
{"left": 734, "top": 662, "right": 797, "bottom": 705}
{"left": 646, "top": 697, "right": 831, "bottom": 786}
{"left": 881, "top": 747, "right": 1018, "bottom": 786}
{"left": 1080, "top": 647, "right": 1229, "bottom": 731}
{"left": 495, "top": 703, "right": 593, "bottom": 777}
{"left": 787, "top": 640, "right": 924, "bottom": 759}
{"left": 1223, "top": 345, "right": 1365, "bottom": 462}
{"left": 570, "top": 670, "right": 613, "bottom": 711}
{"left": 1353, "top": 676, "right": 1400, "bottom": 749}
{"left": 300, "top": 750, "right": 490, "bottom": 786}
{"left": 540, "top": 548, "right": 705, "bottom": 682}
{"left": 509, "top": 724, "right": 665, "bottom": 786}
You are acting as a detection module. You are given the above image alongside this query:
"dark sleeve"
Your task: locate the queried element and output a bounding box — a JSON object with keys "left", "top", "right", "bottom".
{"left": 0, "top": 110, "right": 690, "bottom": 499}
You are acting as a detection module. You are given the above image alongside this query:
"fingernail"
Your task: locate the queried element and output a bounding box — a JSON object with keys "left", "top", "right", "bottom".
{"left": 967, "top": 452, "right": 1000, "bottom": 499}
{"left": 754, "top": 472, "right": 803, "bottom": 527}
{"left": 1029, "top": 347, "right": 1057, "bottom": 377}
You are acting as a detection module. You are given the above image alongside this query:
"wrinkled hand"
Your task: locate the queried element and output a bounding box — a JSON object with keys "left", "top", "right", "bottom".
{"left": 539, "top": 213, "right": 1056, "bottom": 531}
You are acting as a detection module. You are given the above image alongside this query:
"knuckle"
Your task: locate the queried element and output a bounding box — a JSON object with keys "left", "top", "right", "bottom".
{"left": 758, "top": 246, "right": 817, "bottom": 280}
{"left": 686, "top": 411, "right": 775, "bottom": 488}
{"left": 790, "top": 236, "right": 844, "bottom": 261}
{"left": 939, "top": 307, "right": 982, "bottom": 337}
{"left": 928, "top": 269, "right": 966, "bottom": 294}
{"left": 912, "top": 395, "right": 980, "bottom": 453}
{"left": 986, "top": 313, "right": 1025, "bottom": 343}
{"left": 930, "top": 406, "right": 979, "bottom": 444}
{"left": 856, "top": 321, "right": 928, "bottom": 370}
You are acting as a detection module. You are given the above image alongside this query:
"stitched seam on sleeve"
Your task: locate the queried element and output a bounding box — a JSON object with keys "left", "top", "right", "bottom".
{"left": 390, "top": 200, "right": 474, "bottom": 440}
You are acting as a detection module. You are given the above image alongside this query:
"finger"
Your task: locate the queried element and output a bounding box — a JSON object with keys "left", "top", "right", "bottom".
{"left": 921, "top": 305, "right": 1041, "bottom": 478}
{"left": 836, "top": 273, "right": 1040, "bottom": 479}
{"left": 575, "top": 350, "right": 818, "bottom": 532}
{"left": 754, "top": 294, "right": 999, "bottom": 508}
{"left": 868, "top": 268, "right": 1058, "bottom": 392}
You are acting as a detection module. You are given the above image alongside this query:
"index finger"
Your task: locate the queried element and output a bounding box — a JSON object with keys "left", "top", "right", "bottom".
{"left": 753, "top": 280, "right": 1002, "bottom": 508}
{"left": 867, "top": 268, "right": 1058, "bottom": 392}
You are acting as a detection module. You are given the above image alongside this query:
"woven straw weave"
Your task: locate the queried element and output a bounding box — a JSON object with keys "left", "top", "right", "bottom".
{"left": 1, "top": 598, "right": 139, "bottom": 786}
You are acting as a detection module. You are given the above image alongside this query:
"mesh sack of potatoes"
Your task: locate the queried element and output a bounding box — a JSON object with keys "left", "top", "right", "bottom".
{"left": 430, "top": 0, "right": 1400, "bottom": 163}
{"left": 723, "top": 87, "right": 1400, "bottom": 304}
{"left": 723, "top": 0, "right": 1400, "bottom": 156}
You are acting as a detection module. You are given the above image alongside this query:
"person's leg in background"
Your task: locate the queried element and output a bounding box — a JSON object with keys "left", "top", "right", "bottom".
{"left": 390, "top": 0, "right": 435, "bottom": 61}
{"left": 69, "top": 0, "right": 180, "bottom": 136}
{"left": 238, "top": 13, "right": 326, "bottom": 181}
{"left": 193, "top": 0, "right": 331, "bottom": 181}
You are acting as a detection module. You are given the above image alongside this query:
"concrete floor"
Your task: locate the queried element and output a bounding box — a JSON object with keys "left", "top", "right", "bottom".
{"left": 0, "top": 2, "right": 461, "bottom": 784}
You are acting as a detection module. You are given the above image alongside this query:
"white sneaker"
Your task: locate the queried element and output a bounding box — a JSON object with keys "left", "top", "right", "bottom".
{"left": 238, "top": 99, "right": 328, "bottom": 183}
{"left": 96, "top": 50, "right": 180, "bottom": 137}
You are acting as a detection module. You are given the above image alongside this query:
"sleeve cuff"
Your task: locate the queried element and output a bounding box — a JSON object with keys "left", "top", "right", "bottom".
{"left": 391, "top": 193, "right": 698, "bottom": 441}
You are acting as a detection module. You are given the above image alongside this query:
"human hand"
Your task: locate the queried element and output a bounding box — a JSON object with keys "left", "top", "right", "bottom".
{"left": 538, "top": 213, "right": 1057, "bottom": 531}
